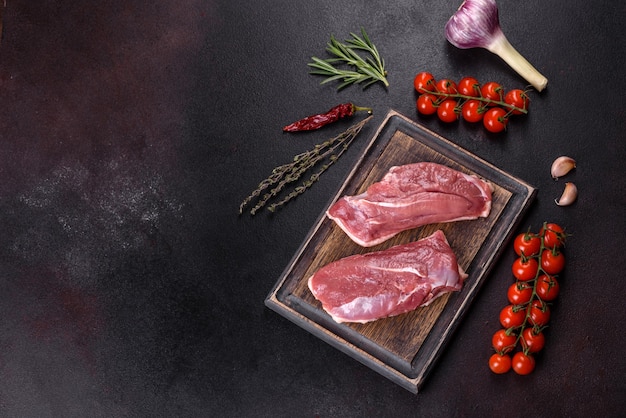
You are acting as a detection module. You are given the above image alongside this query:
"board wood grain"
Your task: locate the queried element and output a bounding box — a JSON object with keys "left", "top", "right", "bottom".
{"left": 265, "top": 110, "right": 536, "bottom": 393}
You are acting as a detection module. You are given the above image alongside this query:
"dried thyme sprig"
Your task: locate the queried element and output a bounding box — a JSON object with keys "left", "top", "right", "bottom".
{"left": 308, "top": 28, "right": 388, "bottom": 90}
{"left": 239, "top": 115, "right": 373, "bottom": 215}
{"left": 265, "top": 137, "right": 348, "bottom": 213}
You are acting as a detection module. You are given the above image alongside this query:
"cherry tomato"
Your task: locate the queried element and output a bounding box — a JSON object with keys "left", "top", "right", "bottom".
{"left": 461, "top": 99, "right": 484, "bottom": 123}
{"left": 414, "top": 72, "right": 436, "bottom": 93}
{"left": 436, "top": 79, "right": 458, "bottom": 95}
{"left": 529, "top": 300, "right": 551, "bottom": 326}
{"left": 489, "top": 353, "right": 512, "bottom": 374}
{"left": 507, "top": 281, "right": 533, "bottom": 305}
{"left": 483, "top": 107, "right": 509, "bottom": 133}
{"left": 492, "top": 329, "right": 517, "bottom": 354}
{"left": 417, "top": 93, "right": 438, "bottom": 115}
{"left": 458, "top": 76, "right": 481, "bottom": 97}
{"left": 480, "top": 81, "right": 503, "bottom": 104}
{"left": 536, "top": 274, "right": 560, "bottom": 301}
{"left": 512, "top": 352, "right": 535, "bottom": 375}
{"left": 521, "top": 328, "right": 546, "bottom": 353}
{"left": 504, "top": 89, "right": 530, "bottom": 115}
{"left": 541, "top": 249, "right": 565, "bottom": 275}
{"left": 513, "top": 232, "right": 541, "bottom": 257}
{"left": 499, "top": 305, "right": 526, "bottom": 329}
{"left": 540, "top": 223, "right": 566, "bottom": 249}
{"left": 437, "top": 99, "right": 459, "bottom": 123}
{"left": 512, "top": 257, "right": 538, "bottom": 281}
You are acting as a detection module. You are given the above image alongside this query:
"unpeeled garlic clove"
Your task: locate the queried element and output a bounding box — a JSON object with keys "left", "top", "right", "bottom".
{"left": 555, "top": 182, "right": 578, "bottom": 206}
{"left": 551, "top": 156, "right": 576, "bottom": 179}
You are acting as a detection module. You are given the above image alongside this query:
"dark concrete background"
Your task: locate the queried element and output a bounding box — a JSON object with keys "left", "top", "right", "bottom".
{"left": 0, "top": 1, "right": 624, "bottom": 416}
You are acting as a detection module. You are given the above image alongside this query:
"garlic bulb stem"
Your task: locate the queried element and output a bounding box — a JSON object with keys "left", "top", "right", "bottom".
{"left": 487, "top": 33, "right": 548, "bottom": 92}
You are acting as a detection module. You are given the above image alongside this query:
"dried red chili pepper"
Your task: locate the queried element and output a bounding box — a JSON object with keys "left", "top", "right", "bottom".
{"left": 283, "top": 103, "right": 372, "bottom": 132}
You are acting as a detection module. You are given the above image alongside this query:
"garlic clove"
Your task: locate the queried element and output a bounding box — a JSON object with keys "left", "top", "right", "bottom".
{"left": 555, "top": 182, "right": 577, "bottom": 206}
{"left": 551, "top": 156, "right": 576, "bottom": 179}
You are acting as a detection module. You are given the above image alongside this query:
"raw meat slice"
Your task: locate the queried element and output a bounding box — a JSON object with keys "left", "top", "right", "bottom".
{"left": 327, "top": 162, "right": 493, "bottom": 247}
{"left": 308, "top": 230, "right": 467, "bottom": 324}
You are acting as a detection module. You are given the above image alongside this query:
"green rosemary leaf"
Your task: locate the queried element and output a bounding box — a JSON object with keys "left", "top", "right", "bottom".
{"left": 319, "top": 75, "right": 351, "bottom": 85}
{"left": 307, "top": 57, "right": 338, "bottom": 74}
{"left": 336, "top": 80, "right": 355, "bottom": 91}
{"left": 358, "top": 65, "right": 380, "bottom": 79}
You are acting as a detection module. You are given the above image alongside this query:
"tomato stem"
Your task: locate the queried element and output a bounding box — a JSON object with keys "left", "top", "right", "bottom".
{"left": 417, "top": 87, "right": 529, "bottom": 115}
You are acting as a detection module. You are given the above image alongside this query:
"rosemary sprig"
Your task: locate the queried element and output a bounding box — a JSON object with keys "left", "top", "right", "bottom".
{"left": 239, "top": 115, "right": 373, "bottom": 215}
{"left": 308, "top": 28, "right": 388, "bottom": 90}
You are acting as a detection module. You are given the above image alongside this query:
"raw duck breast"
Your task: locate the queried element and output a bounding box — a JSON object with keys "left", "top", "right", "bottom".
{"left": 327, "top": 162, "right": 493, "bottom": 247}
{"left": 308, "top": 230, "right": 467, "bottom": 324}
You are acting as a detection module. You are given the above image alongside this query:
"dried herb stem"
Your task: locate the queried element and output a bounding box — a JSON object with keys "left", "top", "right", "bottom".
{"left": 239, "top": 115, "right": 373, "bottom": 215}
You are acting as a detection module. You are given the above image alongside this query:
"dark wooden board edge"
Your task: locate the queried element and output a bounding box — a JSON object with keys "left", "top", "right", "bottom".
{"left": 265, "top": 110, "right": 537, "bottom": 393}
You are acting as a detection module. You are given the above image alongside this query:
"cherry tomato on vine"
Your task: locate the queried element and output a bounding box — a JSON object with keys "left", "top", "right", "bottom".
{"left": 512, "top": 257, "right": 538, "bottom": 281}
{"left": 483, "top": 107, "right": 509, "bottom": 133}
{"left": 536, "top": 274, "right": 560, "bottom": 301}
{"left": 417, "top": 93, "right": 438, "bottom": 115}
{"left": 480, "top": 81, "right": 503, "bottom": 104}
{"left": 461, "top": 99, "right": 484, "bottom": 123}
{"left": 529, "top": 300, "right": 551, "bottom": 326}
{"left": 414, "top": 72, "right": 436, "bottom": 93}
{"left": 437, "top": 99, "right": 459, "bottom": 123}
{"left": 507, "top": 281, "right": 533, "bottom": 305}
{"left": 492, "top": 329, "right": 517, "bottom": 354}
{"left": 521, "top": 328, "right": 546, "bottom": 353}
{"left": 458, "top": 76, "right": 481, "bottom": 97}
{"left": 541, "top": 249, "right": 565, "bottom": 275}
{"left": 436, "top": 79, "right": 458, "bottom": 94}
{"left": 499, "top": 305, "right": 526, "bottom": 329}
{"left": 505, "top": 89, "right": 530, "bottom": 115}
{"left": 512, "top": 351, "right": 535, "bottom": 375}
{"left": 489, "top": 353, "right": 512, "bottom": 374}
{"left": 541, "top": 223, "right": 566, "bottom": 249}
{"left": 513, "top": 232, "right": 541, "bottom": 257}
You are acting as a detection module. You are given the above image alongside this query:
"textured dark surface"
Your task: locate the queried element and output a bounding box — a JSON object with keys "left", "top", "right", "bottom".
{"left": 0, "top": 1, "right": 624, "bottom": 416}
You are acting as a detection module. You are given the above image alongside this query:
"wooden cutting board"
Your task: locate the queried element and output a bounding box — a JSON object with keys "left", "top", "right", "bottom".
{"left": 265, "top": 110, "right": 536, "bottom": 393}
